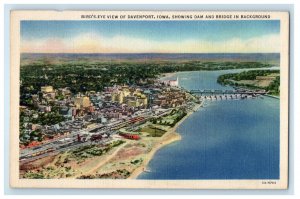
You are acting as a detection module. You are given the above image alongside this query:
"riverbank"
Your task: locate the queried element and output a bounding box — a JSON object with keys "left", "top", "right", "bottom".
{"left": 128, "top": 130, "right": 181, "bottom": 179}
{"left": 129, "top": 102, "right": 202, "bottom": 179}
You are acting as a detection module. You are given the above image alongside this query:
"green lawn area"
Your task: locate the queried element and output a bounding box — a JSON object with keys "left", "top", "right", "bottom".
{"left": 152, "top": 109, "right": 187, "bottom": 127}
{"left": 140, "top": 126, "right": 166, "bottom": 137}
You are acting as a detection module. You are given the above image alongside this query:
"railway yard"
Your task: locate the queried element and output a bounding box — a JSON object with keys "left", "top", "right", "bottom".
{"left": 19, "top": 108, "right": 173, "bottom": 164}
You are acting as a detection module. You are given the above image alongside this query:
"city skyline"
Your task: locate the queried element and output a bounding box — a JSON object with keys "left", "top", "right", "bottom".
{"left": 21, "top": 20, "right": 280, "bottom": 53}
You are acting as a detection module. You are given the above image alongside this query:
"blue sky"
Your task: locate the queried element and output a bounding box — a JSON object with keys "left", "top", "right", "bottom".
{"left": 21, "top": 20, "right": 280, "bottom": 53}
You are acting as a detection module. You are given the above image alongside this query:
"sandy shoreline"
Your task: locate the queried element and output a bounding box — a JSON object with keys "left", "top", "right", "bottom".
{"left": 129, "top": 102, "right": 202, "bottom": 179}
{"left": 128, "top": 131, "right": 181, "bottom": 179}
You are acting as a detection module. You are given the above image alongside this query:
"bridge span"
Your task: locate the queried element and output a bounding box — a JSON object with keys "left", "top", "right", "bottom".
{"left": 190, "top": 89, "right": 268, "bottom": 95}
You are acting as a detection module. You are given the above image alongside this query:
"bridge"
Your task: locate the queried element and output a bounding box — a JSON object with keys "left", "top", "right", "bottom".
{"left": 189, "top": 89, "right": 268, "bottom": 95}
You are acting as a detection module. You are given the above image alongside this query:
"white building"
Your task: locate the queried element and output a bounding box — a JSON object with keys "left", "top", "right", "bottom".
{"left": 162, "top": 77, "right": 179, "bottom": 87}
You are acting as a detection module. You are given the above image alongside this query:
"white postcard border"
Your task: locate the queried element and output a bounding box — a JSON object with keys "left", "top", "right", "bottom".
{"left": 10, "top": 10, "right": 289, "bottom": 189}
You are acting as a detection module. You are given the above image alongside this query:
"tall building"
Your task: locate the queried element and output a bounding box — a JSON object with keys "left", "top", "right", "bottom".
{"left": 112, "top": 91, "right": 124, "bottom": 104}
{"left": 112, "top": 88, "right": 132, "bottom": 104}
{"left": 74, "top": 96, "right": 91, "bottom": 109}
{"left": 137, "top": 94, "right": 148, "bottom": 107}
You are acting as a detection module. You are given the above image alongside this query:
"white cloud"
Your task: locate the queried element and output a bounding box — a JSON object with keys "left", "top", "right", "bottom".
{"left": 21, "top": 33, "right": 280, "bottom": 53}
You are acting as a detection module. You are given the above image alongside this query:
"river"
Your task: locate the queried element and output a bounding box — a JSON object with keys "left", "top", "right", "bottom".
{"left": 138, "top": 69, "right": 280, "bottom": 179}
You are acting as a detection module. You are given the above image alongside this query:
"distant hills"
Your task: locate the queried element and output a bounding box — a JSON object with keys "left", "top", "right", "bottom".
{"left": 21, "top": 53, "right": 280, "bottom": 65}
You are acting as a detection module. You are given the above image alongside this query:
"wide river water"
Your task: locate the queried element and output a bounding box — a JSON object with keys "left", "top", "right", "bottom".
{"left": 138, "top": 69, "right": 279, "bottom": 179}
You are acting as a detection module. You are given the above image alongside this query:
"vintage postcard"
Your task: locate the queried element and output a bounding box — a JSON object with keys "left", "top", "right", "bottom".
{"left": 10, "top": 11, "right": 289, "bottom": 189}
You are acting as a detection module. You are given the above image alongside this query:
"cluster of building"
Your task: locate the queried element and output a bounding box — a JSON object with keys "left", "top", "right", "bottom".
{"left": 152, "top": 88, "right": 187, "bottom": 108}
{"left": 20, "top": 77, "right": 189, "bottom": 147}
{"left": 108, "top": 86, "right": 148, "bottom": 108}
